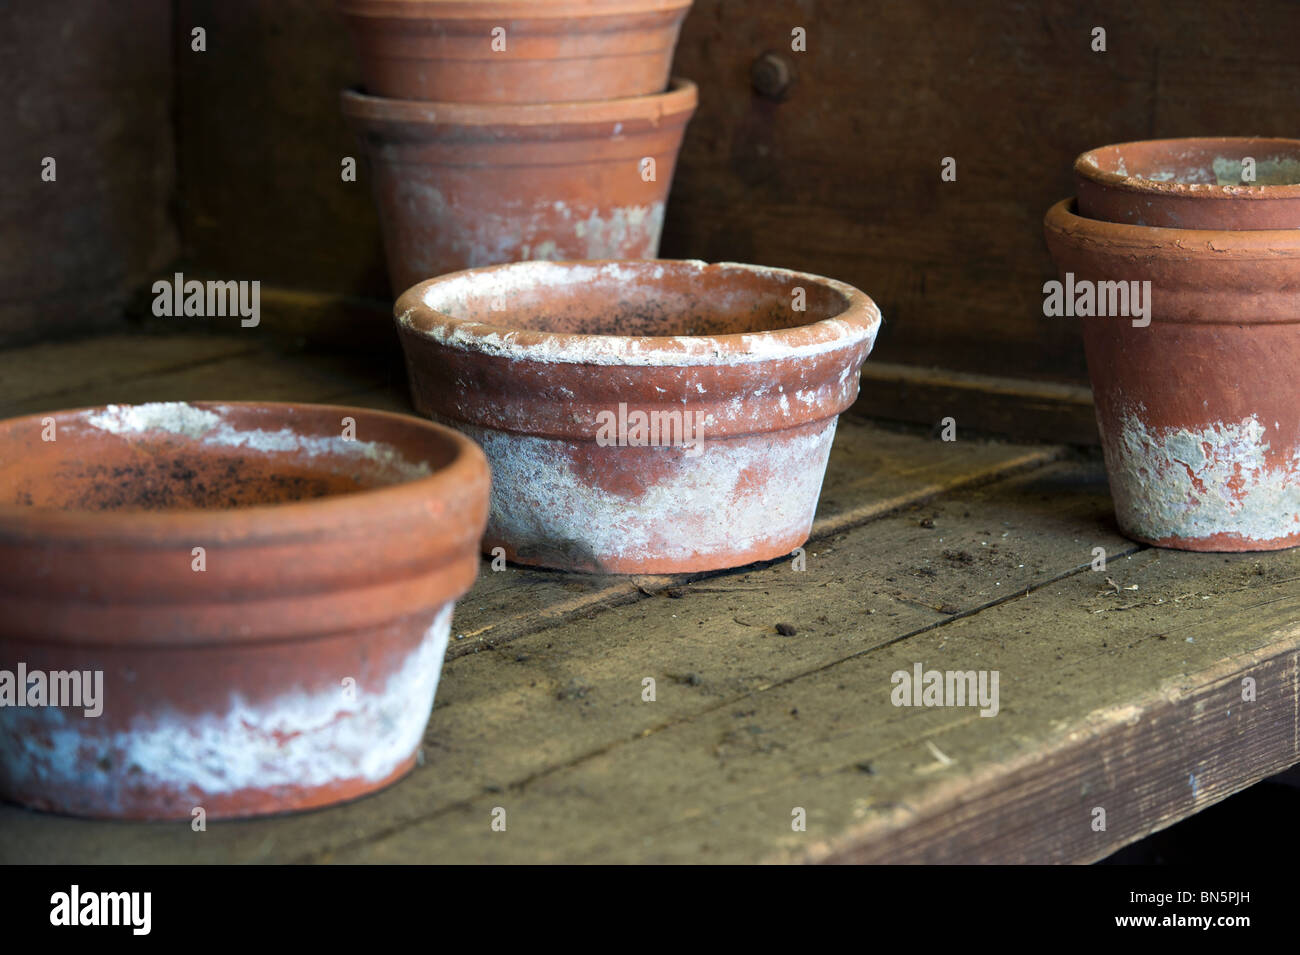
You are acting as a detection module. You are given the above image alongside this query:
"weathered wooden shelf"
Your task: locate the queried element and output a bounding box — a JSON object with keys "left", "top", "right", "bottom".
{"left": 1, "top": 333, "right": 1297, "bottom": 863}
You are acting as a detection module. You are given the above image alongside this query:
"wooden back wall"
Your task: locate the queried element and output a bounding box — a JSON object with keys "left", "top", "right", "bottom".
{"left": 4, "top": 0, "right": 1298, "bottom": 436}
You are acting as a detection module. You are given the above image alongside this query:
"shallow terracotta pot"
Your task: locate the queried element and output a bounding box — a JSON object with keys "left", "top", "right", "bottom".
{"left": 343, "top": 81, "right": 696, "bottom": 295}
{"left": 339, "top": 0, "right": 693, "bottom": 103}
{"left": 0, "top": 401, "right": 489, "bottom": 820}
{"left": 395, "top": 259, "right": 882, "bottom": 573}
{"left": 1044, "top": 199, "right": 1300, "bottom": 551}
{"left": 1075, "top": 137, "right": 1300, "bottom": 229}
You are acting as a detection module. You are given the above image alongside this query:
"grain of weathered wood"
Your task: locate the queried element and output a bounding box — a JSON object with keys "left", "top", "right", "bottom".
{"left": 0, "top": 1, "right": 176, "bottom": 345}
{"left": 131, "top": 287, "right": 398, "bottom": 351}
{"left": 321, "top": 548, "right": 1300, "bottom": 864}
{"left": 454, "top": 416, "right": 1062, "bottom": 657}
{"left": 0, "top": 334, "right": 1062, "bottom": 665}
{"left": 0, "top": 335, "right": 254, "bottom": 417}
{"left": 173, "top": 0, "right": 385, "bottom": 295}
{"left": 661, "top": 0, "right": 1296, "bottom": 384}
{"left": 2, "top": 340, "right": 1294, "bottom": 864}
{"left": 0, "top": 341, "right": 390, "bottom": 419}
{"left": 0, "top": 334, "right": 1067, "bottom": 863}
{"left": 809, "top": 638, "right": 1300, "bottom": 863}
{"left": 0, "top": 459, "right": 1134, "bottom": 862}
{"left": 857, "top": 362, "right": 1099, "bottom": 446}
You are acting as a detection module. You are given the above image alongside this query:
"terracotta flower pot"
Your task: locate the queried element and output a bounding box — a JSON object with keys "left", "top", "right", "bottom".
{"left": 1075, "top": 137, "right": 1300, "bottom": 230}
{"left": 394, "top": 259, "right": 882, "bottom": 574}
{"left": 1043, "top": 199, "right": 1300, "bottom": 551}
{"left": 340, "top": 81, "right": 696, "bottom": 294}
{"left": 343, "top": 81, "right": 696, "bottom": 295}
{"left": 0, "top": 401, "right": 489, "bottom": 820}
{"left": 339, "top": 0, "right": 693, "bottom": 103}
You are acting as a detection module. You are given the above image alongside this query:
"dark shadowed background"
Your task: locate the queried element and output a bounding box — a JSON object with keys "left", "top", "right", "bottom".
{"left": 4, "top": 0, "right": 1299, "bottom": 433}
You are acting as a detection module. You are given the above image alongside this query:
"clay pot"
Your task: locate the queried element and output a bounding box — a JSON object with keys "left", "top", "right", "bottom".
{"left": 394, "top": 259, "right": 882, "bottom": 574}
{"left": 0, "top": 401, "right": 489, "bottom": 819}
{"left": 339, "top": 0, "right": 693, "bottom": 103}
{"left": 1075, "top": 137, "right": 1300, "bottom": 229}
{"left": 1043, "top": 199, "right": 1300, "bottom": 551}
{"left": 343, "top": 81, "right": 697, "bottom": 295}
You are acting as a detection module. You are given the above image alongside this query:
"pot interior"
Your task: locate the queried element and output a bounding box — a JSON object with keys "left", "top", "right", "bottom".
{"left": 421, "top": 261, "right": 851, "bottom": 337}
{"left": 0, "top": 403, "right": 443, "bottom": 512}
{"left": 1082, "top": 138, "right": 1300, "bottom": 187}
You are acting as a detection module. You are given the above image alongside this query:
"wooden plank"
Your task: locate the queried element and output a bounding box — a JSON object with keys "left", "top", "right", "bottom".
{"left": 323, "top": 546, "right": 1300, "bottom": 864}
{"left": 314, "top": 382, "right": 413, "bottom": 416}
{"left": 0, "top": 334, "right": 1069, "bottom": 864}
{"left": 807, "top": 636, "right": 1300, "bottom": 863}
{"left": 1, "top": 335, "right": 1059, "bottom": 662}
{"left": 0, "top": 334, "right": 254, "bottom": 416}
{"left": 13, "top": 338, "right": 1253, "bottom": 866}
{"left": 661, "top": 0, "right": 1142, "bottom": 386}
{"left": 445, "top": 415, "right": 1062, "bottom": 657}
{"left": 1155, "top": 52, "right": 1300, "bottom": 132}
{"left": 0, "top": 1, "right": 176, "bottom": 345}
{"left": 249, "top": 288, "right": 395, "bottom": 350}
{"left": 172, "top": 0, "right": 385, "bottom": 297}
{"left": 0, "top": 344, "right": 392, "bottom": 418}
{"left": 130, "top": 286, "right": 398, "bottom": 352}
{"left": 0, "top": 458, "right": 1125, "bottom": 862}
{"left": 856, "top": 362, "right": 1099, "bottom": 446}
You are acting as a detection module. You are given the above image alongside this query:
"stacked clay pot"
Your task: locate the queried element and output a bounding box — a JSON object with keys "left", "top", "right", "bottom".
{"left": 339, "top": 0, "right": 697, "bottom": 293}
{"left": 339, "top": 3, "right": 888, "bottom": 580}
{"left": 1045, "top": 137, "right": 1300, "bottom": 551}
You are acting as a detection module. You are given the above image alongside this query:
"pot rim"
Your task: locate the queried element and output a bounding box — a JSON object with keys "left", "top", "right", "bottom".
{"left": 340, "top": 77, "right": 697, "bottom": 128}
{"left": 395, "top": 259, "right": 882, "bottom": 367}
{"left": 1074, "top": 136, "right": 1300, "bottom": 199}
{"left": 0, "top": 400, "right": 488, "bottom": 546}
{"left": 1044, "top": 197, "right": 1300, "bottom": 256}
{"left": 338, "top": 0, "right": 692, "bottom": 20}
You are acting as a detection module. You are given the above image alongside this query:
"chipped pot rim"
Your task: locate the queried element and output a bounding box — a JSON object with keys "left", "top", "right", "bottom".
{"left": 1074, "top": 137, "right": 1300, "bottom": 199}
{"left": 338, "top": 0, "right": 692, "bottom": 20}
{"left": 394, "top": 259, "right": 883, "bottom": 367}
{"left": 0, "top": 400, "right": 489, "bottom": 545}
{"left": 340, "top": 78, "right": 697, "bottom": 130}
{"left": 1045, "top": 198, "right": 1300, "bottom": 257}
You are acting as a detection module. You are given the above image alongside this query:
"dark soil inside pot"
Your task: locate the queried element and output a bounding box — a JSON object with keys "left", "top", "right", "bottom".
{"left": 10, "top": 453, "right": 374, "bottom": 511}
{"left": 0, "top": 405, "right": 446, "bottom": 512}
{"left": 423, "top": 262, "right": 852, "bottom": 337}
